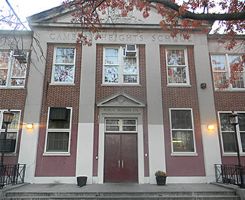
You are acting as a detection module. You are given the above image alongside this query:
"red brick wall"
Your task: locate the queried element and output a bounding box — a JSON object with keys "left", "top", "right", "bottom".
{"left": 35, "top": 43, "right": 82, "bottom": 176}
{"left": 93, "top": 44, "right": 149, "bottom": 176}
{"left": 214, "top": 92, "right": 245, "bottom": 165}
{"left": 160, "top": 45, "right": 205, "bottom": 176}
{"left": 0, "top": 89, "right": 26, "bottom": 165}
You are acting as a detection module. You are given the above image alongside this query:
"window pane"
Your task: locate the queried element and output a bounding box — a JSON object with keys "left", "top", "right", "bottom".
{"left": 220, "top": 113, "right": 233, "bottom": 131}
{"left": 53, "top": 65, "right": 74, "bottom": 83}
{"left": 122, "top": 126, "right": 136, "bottom": 131}
{"left": 172, "top": 130, "right": 194, "bottom": 152}
{"left": 222, "top": 132, "right": 236, "bottom": 152}
{"left": 211, "top": 55, "right": 226, "bottom": 71}
{"left": 55, "top": 48, "right": 75, "bottom": 64}
{"left": 123, "top": 58, "right": 137, "bottom": 74}
{"left": 12, "top": 60, "right": 27, "bottom": 78}
{"left": 239, "top": 113, "right": 245, "bottom": 131}
{"left": 168, "top": 67, "right": 187, "bottom": 84}
{"left": 240, "top": 132, "right": 245, "bottom": 152}
{"left": 213, "top": 72, "right": 229, "bottom": 89}
{"left": 0, "top": 69, "right": 8, "bottom": 86}
{"left": 104, "top": 66, "right": 119, "bottom": 83}
{"left": 106, "top": 126, "right": 119, "bottom": 131}
{"left": 231, "top": 72, "right": 245, "bottom": 88}
{"left": 171, "top": 110, "right": 192, "bottom": 129}
{"left": 228, "top": 55, "right": 241, "bottom": 66}
{"left": 167, "top": 50, "right": 185, "bottom": 65}
{"left": 105, "top": 48, "right": 119, "bottom": 65}
{"left": 0, "top": 51, "right": 9, "bottom": 69}
{"left": 123, "top": 75, "right": 137, "bottom": 83}
{"left": 123, "top": 120, "right": 136, "bottom": 125}
{"left": 46, "top": 132, "right": 69, "bottom": 152}
{"left": 8, "top": 111, "right": 20, "bottom": 130}
{"left": 48, "top": 108, "right": 71, "bottom": 129}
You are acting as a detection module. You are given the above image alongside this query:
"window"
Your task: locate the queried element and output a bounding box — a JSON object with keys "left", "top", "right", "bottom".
{"left": 51, "top": 47, "right": 76, "bottom": 84}
{"left": 103, "top": 45, "right": 139, "bottom": 84}
{"left": 0, "top": 110, "right": 21, "bottom": 152}
{"left": 166, "top": 48, "right": 189, "bottom": 85}
{"left": 170, "top": 109, "right": 195, "bottom": 153}
{"left": 45, "top": 107, "right": 72, "bottom": 153}
{"left": 211, "top": 54, "right": 244, "bottom": 90}
{"left": 0, "top": 51, "right": 27, "bottom": 87}
{"left": 105, "top": 118, "right": 137, "bottom": 132}
{"left": 219, "top": 112, "right": 245, "bottom": 153}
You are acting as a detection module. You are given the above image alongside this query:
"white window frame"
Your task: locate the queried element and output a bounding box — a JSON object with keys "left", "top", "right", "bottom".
{"left": 218, "top": 111, "right": 245, "bottom": 156}
{"left": 0, "top": 109, "right": 21, "bottom": 154}
{"left": 169, "top": 108, "right": 197, "bottom": 156}
{"left": 105, "top": 118, "right": 137, "bottom": 133}
{"left": 51, "top": 46, "right": 76, "bottom": 85}
{"left": 166, "top": 48, "right": 190, "bottom": 86}
{"left": 0, "top": 50, "right": 27, "bottom": 88}
{"left": 102, "top": 45, "right": 139, "bottom": 85}
{"left": 44, "top": 107, "right": 72, "bottom": 156}
{"left": 211, "top": 54, "right": 245, "bottom": 91}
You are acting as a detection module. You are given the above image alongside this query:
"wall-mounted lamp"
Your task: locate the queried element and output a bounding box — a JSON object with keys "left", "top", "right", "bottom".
{"left": 25, "top": 123, "right": 34, "bottom": 129}
{"left": 207, "top": 124, "right": 215, "bottom": 131}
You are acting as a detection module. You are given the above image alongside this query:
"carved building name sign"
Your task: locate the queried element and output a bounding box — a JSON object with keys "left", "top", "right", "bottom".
{"left": 48, "top": 31, "right": 192, "bottom": 43}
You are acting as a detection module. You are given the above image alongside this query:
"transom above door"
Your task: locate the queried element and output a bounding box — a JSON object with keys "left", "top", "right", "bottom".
{"left": 105, "top": 118, "right": 137, "bottom": 133}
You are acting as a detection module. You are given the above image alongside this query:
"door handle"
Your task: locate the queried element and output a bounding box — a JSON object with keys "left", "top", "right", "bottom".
{"left": 121, "top": 160, "right": 124, "bottom": 168}
{"left": 118, "top": 160, "right": 120, "bottom": 168}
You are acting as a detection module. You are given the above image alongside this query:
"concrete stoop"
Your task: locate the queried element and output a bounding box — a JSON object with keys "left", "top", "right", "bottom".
{"left": 1, "top": 183, "right": 241, "bottom": 200}
{"left": 3, "top": 191, "right": 240, "bottom": 200}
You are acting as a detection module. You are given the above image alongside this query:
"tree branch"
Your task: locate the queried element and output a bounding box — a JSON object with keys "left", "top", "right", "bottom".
{"left": 149, "top": 0, "right": 245, "bottom": 21}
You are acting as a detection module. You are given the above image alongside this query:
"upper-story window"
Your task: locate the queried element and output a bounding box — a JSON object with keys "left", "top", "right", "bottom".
{"left": 103, "top": 45, "right": 139, "bottom": 85}
{"left": 0, "top": 51, "right": 27, "bottom": 88}
{"left": 211, "top": 54, "right": 244, "bottom": 90}
{"left": 219, "top": 112, "right": 245, "bottom": 154}
{"left": 0, "top": 110, "right": 21, "bottom": 153}
{"left": 166, "top": 48, "right": 189, "bottom": 85}
{"left": 51, "top": 47, "right": 76, "bottom": 84}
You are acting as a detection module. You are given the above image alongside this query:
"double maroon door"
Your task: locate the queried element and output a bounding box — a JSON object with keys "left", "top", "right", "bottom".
{"left": 104, "top": 133, "right": 138, "bottom": 182}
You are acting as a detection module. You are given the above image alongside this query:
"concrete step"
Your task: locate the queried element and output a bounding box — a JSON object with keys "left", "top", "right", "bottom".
{"left": 3, "top": 191, "right": 240, "bottom": 200}
{"left": 2, "top": 196, "right": 241, "bottom": 200}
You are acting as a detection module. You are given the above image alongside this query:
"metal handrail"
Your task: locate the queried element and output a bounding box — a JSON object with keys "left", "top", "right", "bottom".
{"left": 0, "top": 164, "right": 26, "bottom": 188}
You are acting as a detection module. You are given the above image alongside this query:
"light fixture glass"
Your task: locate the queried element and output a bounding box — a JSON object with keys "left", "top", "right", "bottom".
{"left": 3, "top": 111, "right": 15, "bottom": 124}
{"left": 26, "top": 123, "right": 34, "bottom": 129}
{"left": 230, "top": 112, "right": 238, "bottom": 125}
{"left": 207, "top": 124, "right": 215, "bottom": 131}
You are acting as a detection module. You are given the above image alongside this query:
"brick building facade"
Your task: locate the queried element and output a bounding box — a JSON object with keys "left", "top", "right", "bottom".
{"left": 0, "top": 5, "right": 244, "bottom": 184}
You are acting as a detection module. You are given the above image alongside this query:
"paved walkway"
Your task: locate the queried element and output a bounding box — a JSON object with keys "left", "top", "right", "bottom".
{"left": 3, "top": 183, "right": 236, "bottom": 193}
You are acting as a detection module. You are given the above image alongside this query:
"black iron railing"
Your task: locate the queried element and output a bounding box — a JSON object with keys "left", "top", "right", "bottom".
{"left": 0, "top": 164, "right": 26, "bottom": 188}
{"left": 215, "top": 164, "right": 245, "bottom": 186}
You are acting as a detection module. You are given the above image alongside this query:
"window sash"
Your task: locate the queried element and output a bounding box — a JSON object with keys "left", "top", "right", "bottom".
{"left": 170, "top": 109, "right": 195, "bottom": 153}
{"left": 166, "top": 48, "right": 189, "bottom": 85}
{"left": 219, "top": 112, "right": 245, "bottom": 154}
{"left": 51, "top": 47, "right": 76, "bottom": 84}
{"left": 211, "top": 54, "right": 244, "bottom": 90}
{"left": 45, "top": 107, "right": 72, "bottom": 153}
{"left": 0, "top": 51, "right": 27, "bottom": 87}
{"left": 103, "top": 46, "right": 139, "bottom": 84}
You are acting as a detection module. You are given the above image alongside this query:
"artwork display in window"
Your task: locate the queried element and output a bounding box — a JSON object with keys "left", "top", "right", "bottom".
{"left": 53, "top": 65, "right": 75, "bottom": 83}
{"left": 103, "top": 46, "right": 139, "bottom": 84}
{"left": 0, "top": 51, "right": 27, "bottom": 87}
{"left": 166, "top": 49, "right": 189, "bottom": 85}
{"left": 52, "top": 47, "right": 75, "bottom": 84}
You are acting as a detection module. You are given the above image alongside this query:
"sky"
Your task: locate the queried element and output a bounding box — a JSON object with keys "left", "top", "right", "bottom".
{"left": 0, "top": 0, "right": 63, "bottom": 29}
